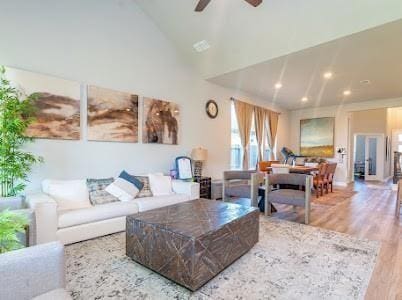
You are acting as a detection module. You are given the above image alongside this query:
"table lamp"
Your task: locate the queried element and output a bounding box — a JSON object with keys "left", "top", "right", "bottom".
{"left": 191, "top": 147, "right": 208, "bottom": 177}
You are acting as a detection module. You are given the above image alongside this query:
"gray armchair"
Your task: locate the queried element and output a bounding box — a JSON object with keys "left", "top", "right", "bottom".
{"left": 222, "top": 170, "right": 256, "bottom": 202}
{"left": 0, "top": 242, "right": 71, "bottom": 300}
{"left": 264, "top": 173, "right": 312, "bottom": 224}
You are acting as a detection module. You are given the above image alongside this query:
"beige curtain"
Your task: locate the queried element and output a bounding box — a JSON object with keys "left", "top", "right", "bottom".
{"left": 266, "top": 110, "right": 279, "bottom": 160}
{"left": 233, "top": 100, "right": 254, "bottom": 170}
{"left": 254, "top": 106, "right": 265, "bottom": 163}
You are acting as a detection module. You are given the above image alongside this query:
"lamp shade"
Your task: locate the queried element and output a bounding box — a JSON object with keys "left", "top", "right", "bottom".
{"left": 191, "top": 147, "right": 208, "bottom": 161}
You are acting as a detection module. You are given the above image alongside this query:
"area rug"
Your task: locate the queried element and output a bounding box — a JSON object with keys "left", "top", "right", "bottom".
{"left": 65, "top": 217, "right": 380, "bottom": 300}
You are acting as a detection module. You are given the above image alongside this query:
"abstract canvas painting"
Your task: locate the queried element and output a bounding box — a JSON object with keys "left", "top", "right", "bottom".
{"left": 5, "top": 67, "right": 80, "bottom": 140}
{"left": 87, "top": 85, "right": 138, "bottom": 143}
{"left": 143, "top": 98, "right": 179, "bottom": 145}
{"left": 300, "top": 117, "right": 335, "bottom": 157}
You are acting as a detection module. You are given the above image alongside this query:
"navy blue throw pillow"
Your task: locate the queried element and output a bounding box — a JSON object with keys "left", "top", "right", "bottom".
{"left": 119, "top": 171, "right": 144, "bottom": 190}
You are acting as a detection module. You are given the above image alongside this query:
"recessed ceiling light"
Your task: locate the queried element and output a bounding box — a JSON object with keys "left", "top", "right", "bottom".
{"left": 323, "top": 72, "right": 333, "bottom": 79}
{"left": 301, "top": 97, "right": 308, "bottom": 102}
{"left": 274, "top": 82, "right": 282, "bottom": 89}
{"left": 193, "top": 40, "right": 210, "bottom": 52}
{"left": 343, "top": 90, "right": 351, "bottom": 96}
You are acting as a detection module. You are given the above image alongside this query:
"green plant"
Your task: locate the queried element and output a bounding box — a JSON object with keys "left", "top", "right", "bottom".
{"left": 0, "top": 66, "right": 42, "bottom": 197}
{"left": 0, "top": 209, "right": 28, "bottom": 253}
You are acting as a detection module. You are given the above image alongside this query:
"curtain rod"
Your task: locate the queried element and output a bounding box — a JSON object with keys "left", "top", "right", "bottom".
{"left": 230, "top": 97, "right": 281, "bottom": 115}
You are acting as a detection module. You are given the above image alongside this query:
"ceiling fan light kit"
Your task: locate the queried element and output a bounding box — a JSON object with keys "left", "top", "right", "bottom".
{"left": 195, "top": 0, "right": 262, "bottom": 12}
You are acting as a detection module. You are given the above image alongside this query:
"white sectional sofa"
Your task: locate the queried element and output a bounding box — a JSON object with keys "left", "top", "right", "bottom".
{"left": 26, "top": 179, "right": 199, "bottom": 245}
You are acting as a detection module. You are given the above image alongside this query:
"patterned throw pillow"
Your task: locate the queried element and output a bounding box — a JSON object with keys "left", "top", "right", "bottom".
{"left": 134, "top": 176, "right": 153, "bottom": 198}
{"left": 86, "top": 178, "right": 119, "bottom": 205}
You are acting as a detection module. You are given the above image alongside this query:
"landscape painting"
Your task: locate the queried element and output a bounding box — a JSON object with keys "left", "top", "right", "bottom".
{"left": 5, "top": 67, "right": 80, "bottom": 140}
{"left": 87, "top": 85, "right": 138, "bottom": 143}
{"left": 300, "top": 117, "right": 335, "bottom": 157}
{"left": 143, "top": 98, "right": 179, "bottom": 145}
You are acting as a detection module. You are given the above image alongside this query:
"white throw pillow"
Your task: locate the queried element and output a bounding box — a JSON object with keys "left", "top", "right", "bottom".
{"left": 42, "top": 179, "right": 91, "bottom": 211}
{"left": 148, "top": 174, "right": 173, "bottom": 196}
{"left": 105, "top": 178, "right": 139, "bottom": 202}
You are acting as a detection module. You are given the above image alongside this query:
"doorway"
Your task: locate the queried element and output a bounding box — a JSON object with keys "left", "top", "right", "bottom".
{"left": 391, "top": 129, "right": 402, "bottom": 176}
{"left": 353, "top": 134, "right": 384, "bottom": 181}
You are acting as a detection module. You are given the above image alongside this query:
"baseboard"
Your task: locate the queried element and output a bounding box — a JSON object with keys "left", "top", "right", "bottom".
{"left": 333, "top": 181, "right": 348, "bottom": 187}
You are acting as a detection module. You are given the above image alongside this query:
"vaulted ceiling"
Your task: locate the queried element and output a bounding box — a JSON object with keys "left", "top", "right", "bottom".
{"left": 136, "top": 0, "right": 402, "bottom": 109}
{"left": 211, "top": 19, "right": 402, "bottom": 110}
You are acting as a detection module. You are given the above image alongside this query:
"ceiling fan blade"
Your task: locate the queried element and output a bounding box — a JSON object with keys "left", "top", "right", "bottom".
{"left": 244, "top": 0, "right": 263, "bottom": 7}
{"left": 195, "top": 0, "right": 212, "bottom": 11}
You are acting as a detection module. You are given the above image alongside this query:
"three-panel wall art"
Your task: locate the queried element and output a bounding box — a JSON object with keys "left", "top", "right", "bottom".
{"left": 5, "top": 67, "right": 180, "bottom": 145}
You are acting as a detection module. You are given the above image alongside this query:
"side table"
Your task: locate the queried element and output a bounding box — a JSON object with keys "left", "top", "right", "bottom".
{"left": 193, "top": 176, "right": 211, "bottom": 199}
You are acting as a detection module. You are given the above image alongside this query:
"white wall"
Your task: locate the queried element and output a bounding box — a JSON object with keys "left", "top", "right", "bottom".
{"left": 290, "top": 97, "right": 402, "bottom": 184}
{"left": 0, "top": 0, "right": 289, "bottom": 191}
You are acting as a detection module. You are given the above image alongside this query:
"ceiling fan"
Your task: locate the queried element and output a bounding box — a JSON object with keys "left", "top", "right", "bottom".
{"left": 195, "top": 0, "right": 263, "bottom": 12}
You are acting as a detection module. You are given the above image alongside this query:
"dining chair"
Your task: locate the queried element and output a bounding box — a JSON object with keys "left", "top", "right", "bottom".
{"left": 258, "top": 160, "right": 280, "bottom": 172}
{"left": 324, "top": 163, "right": 337, "bottom": 193}
{"left": 396, "top": 179, "right": 402, "bottom": 218}
{"left": 313, "top": 163, "right": 328, "bottom": 198}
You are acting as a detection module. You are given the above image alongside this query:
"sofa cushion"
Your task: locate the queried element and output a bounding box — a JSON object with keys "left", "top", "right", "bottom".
{"left": 148, "top": 174, "right": 173, "bottom": 196}
{"left": 268, "top": 189, "right": 306, "bottom": 206}
{"left": 86, "top": 178, "right": 119, "bottom": 205}
{"left": 134, "top": 176, "right": 153, "bottom": 198}
{"left": 106, "top": 178, "right": 139, "bottom": 202}
{"left": 58, "top": 201, "right": 139, "bottom": 228}
{"left": 133, "top": 193, "right": 190, "bottom": 212}
{"left": 42, "top": 179, "right": 91, "bottom": 211}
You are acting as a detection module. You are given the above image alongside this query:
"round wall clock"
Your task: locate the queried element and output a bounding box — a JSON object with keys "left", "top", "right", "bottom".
{"left": 206, "top": 100, "right": 218, "bottom": 119}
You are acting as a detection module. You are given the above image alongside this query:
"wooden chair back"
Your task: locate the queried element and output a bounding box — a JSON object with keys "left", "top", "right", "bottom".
{"left": 258, "top": 160, "right": 280, "bottom": 172}
{"left": 326, "top": 163, "right": 337, "bottom": 182}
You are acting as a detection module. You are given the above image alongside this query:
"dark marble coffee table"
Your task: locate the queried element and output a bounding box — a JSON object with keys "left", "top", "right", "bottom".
{"left": 126, "top": 199, "right": 259, "bottom": 291}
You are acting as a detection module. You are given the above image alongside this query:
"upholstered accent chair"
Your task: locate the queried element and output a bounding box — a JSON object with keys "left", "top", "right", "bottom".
{"left": 271, "top": 164, "right": 291, "bottom": 174}
{"left": 265, "top": 173, "right": 313, "bottom": 224}
{"left": 0, "top": 242, "right": 71, "bottom": 300}
{"left": 222, "top": 170, "right": 256, "bottom": 202}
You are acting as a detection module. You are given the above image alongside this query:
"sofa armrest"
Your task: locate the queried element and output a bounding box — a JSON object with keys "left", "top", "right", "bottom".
{"left": 172, "top": 180, "right": 200, "bottom": 200}
{"left": 0, "top": 242, "right": 65, "bottom": 300}
{"left": 25, "top": 193, "right": 58, "bottom": 244}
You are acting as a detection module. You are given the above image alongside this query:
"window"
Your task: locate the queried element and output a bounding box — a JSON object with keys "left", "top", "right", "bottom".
{"left": 231, "top": 102, "right": 270, "bottom": 170}
{"left": 230, "top": 104, "right": 242, "bottom": 169}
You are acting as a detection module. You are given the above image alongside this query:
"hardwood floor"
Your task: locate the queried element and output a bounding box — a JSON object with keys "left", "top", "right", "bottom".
{"left": 233, "top": 181, "right": 402, "bottom": 299}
